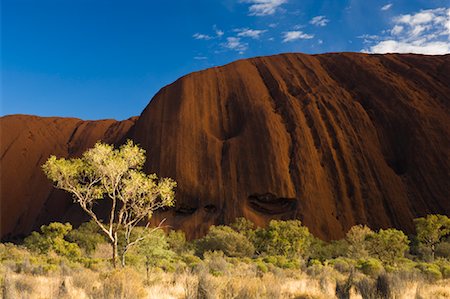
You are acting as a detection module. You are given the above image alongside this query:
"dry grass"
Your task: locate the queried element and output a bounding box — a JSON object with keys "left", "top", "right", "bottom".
{"left": 2, "top": 266, "right": 450, "bottom": 299}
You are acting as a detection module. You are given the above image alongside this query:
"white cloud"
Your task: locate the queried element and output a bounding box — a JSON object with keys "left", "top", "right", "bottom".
{"left": 235, "top": 28, "right": 267, "bottom": 39}
{"left": 213, "top": 25, "right": 224, "bottom": 37}
{"left": 282, "top": 31, "right": 314, "bottom": 42}
{"left": 368, "top": 40, "right": 450, "bottom": 54}
{"left": 193, "top": 33, "right": 213, "bottom": 40}
{"left": 381, "top": 4, "right": 393, "bottom": 11}
{"left": 241, "top": 0, "right": 287, "bottom": 16}
{"left": 391, "top": 25, "right": 403, "bottom": 35}
{"left": 222, "top": 37, "right": 248, "bottom": 53}
{"left": 310, "top": 16, "right": 329, "bottom": 27}
{"left": 363, "top": 8, "right": 450, "bottom": 54}
{"left": 293, "top": 24, "right": 305, "bottom": 30}
{"left": 194, "top": 56, "right": 208, "bottom": 60}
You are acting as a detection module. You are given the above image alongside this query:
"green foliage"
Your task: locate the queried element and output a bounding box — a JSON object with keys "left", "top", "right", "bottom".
{"left": 366, "top": 228, "right": 409, "bottom": 266}
{"left": 42, "top": 140, "right": 177, "bottom": 267}
{"left": 254, "top": 220, "right": 311, "bottom": 258}
{"left": 67, "top": 220, "right": 106, "bottom": 255}
{"left": 435, "top": 241, "right": 450, "bottom": 259}
{"left": 195, "top": 225, "right": 255, "bottom": 258}
{"left": 166, "top": 230, "right": 188, "bottom": 254}
{"left": 254, "top": 260, "right": 268, "bottom": 273}
{"left": 441, "top": 264, "right": 450, "bottom": 279}
{"left": 309, "top": 237, "right": 348, "bottom": 261}
{"left": 357, "top": 258, "right": 384, "bottom": 277}
{"left": 414, "top": 214, "right": 450, "bottom": 261}
{"left": 128, "top": 228, "right": 175, "bottom": 269}
{"left": 416, "top": 262, "right": 443, "bottom": 281}
{"left": 230, "top": 217, "right": 256, "bottom": 240}
{"left": 202, "top": 251, "right": 231, "bottom": 276}
{"left": 329, "top": 257, "right": 356, "bottom": 273}
{"left": 262, "top": 255, "right": 301, "bottom": 269}
{"left": 346, "top": 225, "right": 373, "bottom": 259}
{"left": 23, "top": 222, "right": 81, "bottom": 260}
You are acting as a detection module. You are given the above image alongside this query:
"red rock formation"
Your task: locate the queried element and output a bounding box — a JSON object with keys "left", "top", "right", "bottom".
{"left": 131, "top": 53, "right": 450, "bottom": 239}
{"left": 0, "top": 115, "right": 135, "bottom": 239}
{"left": 1, "top": 53, "right": 449, "bottom": 240}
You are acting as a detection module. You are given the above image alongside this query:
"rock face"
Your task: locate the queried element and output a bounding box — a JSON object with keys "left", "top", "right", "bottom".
{"left": 131, "top": 53, "right": 450, "bottom": 239}
{"left": 1, "top": 53, "right": 449, "bottom": 240}
{"left": 0, "top": 115, "right": 136, "bottom": 239}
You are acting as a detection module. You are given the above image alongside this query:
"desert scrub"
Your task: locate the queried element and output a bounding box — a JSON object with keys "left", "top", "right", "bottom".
{"left": 416, "top": 262, "right": 443, "bottom": 281}
{"left": 101, "top": 267, "right": 147, "bottom": 298}
{"left": 328, "top": 257, "right": 356, "bottom": 273}
{"left": 357, "top": 258, "right": 384, "bottom": 277}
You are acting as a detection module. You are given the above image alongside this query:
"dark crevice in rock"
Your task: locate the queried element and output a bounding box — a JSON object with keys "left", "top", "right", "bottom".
{"left": 175, "top": 204, "right": 198, "bottom": 215}
{"left": 204, "top": 204, "right": 218, "bottom": 213}
{"left": 248, "top": 193, "right": 297, "bottom": 215}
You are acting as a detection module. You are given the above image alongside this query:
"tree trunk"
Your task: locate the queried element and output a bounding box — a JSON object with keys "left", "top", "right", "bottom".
{"left": 121, "top": 250, "right": 126, "bottom": 267}
{"left": 112, "top": 238, "right": 118, "bottom": 268}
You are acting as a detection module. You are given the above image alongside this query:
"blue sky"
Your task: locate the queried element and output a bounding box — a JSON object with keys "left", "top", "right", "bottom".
{"left": 2, "top": 0, "right": 449, "bottom": 120}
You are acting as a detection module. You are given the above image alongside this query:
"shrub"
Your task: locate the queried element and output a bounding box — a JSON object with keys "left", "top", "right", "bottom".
{"left": 355, "top": 277, "right": 377, "bottom": 299}
{"left": 101, "top": 268, "right": 147, "bottom": 298}
{"left": 435, "top": 241, "right": 450, "bottom": 259}
{"left": 71, "top": 269, "right": 101, "bottom": 298}
{"left": 202, "top": 251, "right": 231, "bottom": 276}
{"left": 346, "top": 225, "right": 373, "bottom": 259}
{"left": 66, "top": 220, "right": 106, "bottom": 255}
{"left": 195, "top": 225, "right": 254, "bottom": 258}
{"left": 357, "top": 258, "right": 384, "bottom": 277}
{"left": 254, "top": 220, "right": 311, "bottom": 259}
{"left": 167, "top": 230, "right": 188, "bottom": 254}
{"left": 414, "top": 214, "right": 450, "bottom": 261}
{"left": 181, "top": 253, "right": 202, "bottom": 268}
{"left": 23, "top": 222, "right": 81, "bottom": 261}
{"left": 366, "top": 229, "right": 409, "bottom": 266}
{"left": 230, "top": 217, "right": 256, "bottom": 240}
{"left": 441, "top": 264, "right": 450, "bottom": 279}
{"left": 255, "top": 260, "right": 268, "bottom": 274}
{"left": 329, "top": 257, "right": 355, "bottom": 273}
{"left": 416, "top": 262, "right": 443, "bottom": 281}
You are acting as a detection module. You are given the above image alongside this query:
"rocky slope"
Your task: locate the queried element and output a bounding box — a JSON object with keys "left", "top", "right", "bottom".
{"left": 0, "top": 115, "right": 135, "bottom": 239}
{"left": 1, "top": 53, "right": 449, "bottom": 240}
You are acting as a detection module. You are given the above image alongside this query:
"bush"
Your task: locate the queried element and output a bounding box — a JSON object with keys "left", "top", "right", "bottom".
{"left": 23, "top": 222, "right": 81, "bottom": 261}
{"left": 101, "top": 268, "right": 147, "bottom": 298}
{"left": 329, "top": 257, "right": 355, "bottom": 273}
{"left": 346, "top": 225, "right": 373, "bottom": 259}
{"left": 366, "top": 229, "right": 409, "bottom": 266}
{"left": 435, "top": 242, "right": 450, "bottom": 259}
{"left": 255, "top": 260, "right": 268, "bottom": 274}
{"left": 416, "top": 262, "right": 442, "bottom": 281}
{"left": 67, "top": 220, "right": 106, "bottom": 255}
{"left": 254, "top": 220, "right": 311, "bottom": 259}
{"left": 441, "top": 264, "right": 450, "bottom": 279}
{"left": 195, "top": 226, "right": 254, "bottom": 258}
{"left": 230, "top": 217, "right": 256, "bottom": 240}
{"left": 202, "top": 251, "right": 231, "bottom": 276}
{"left": 167, "top": 230, "right": 188, "bottom": 254}
{"left": 357, "top": 258, "right": 384, "bottom": 277}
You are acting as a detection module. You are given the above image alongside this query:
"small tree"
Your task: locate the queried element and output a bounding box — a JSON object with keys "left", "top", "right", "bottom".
{"left": 42, "top": 140, "right": 176, "bottom": 267}
{"left": 346, "top": 224, "right": 373, "bottom": 259}
{"left": 414, "top": 214, "right": 450, "bottom": 261}
{"left": 366, "top": 228, "right": 409, "bottom": 266}
{"left": 24, "top": 222, "right": 81, "bottom": 260}
{"left": 254, "top": 220, "right": 312, "bottom": 258}
{"left": 195, "top": 225, "right": 255, "bottom": 258}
